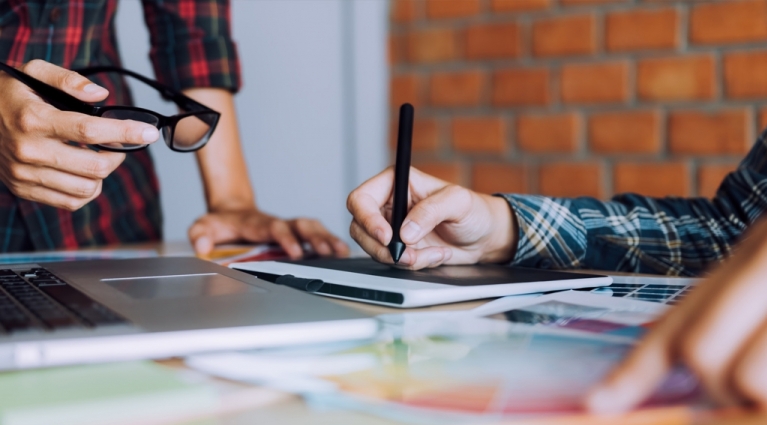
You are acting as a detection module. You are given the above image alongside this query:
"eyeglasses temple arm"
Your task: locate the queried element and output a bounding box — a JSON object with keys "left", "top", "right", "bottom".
{"left": 75, "top": 66, "right": 215, "bottom": 114}
{"left": 0, "top": 62, "right": 97, "bottom": 115}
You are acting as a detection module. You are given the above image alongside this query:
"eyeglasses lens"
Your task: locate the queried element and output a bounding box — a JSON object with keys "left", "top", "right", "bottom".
{"left": 98, "top": 109, "right": 160, "bottom": 151}
{"left": 171, "top": 113, "right": 216, "bottom": 151}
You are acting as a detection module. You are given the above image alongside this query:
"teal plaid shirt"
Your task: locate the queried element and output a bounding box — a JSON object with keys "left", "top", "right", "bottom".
{"left": 503, "top": 130, "right": 767, "bottom": 277}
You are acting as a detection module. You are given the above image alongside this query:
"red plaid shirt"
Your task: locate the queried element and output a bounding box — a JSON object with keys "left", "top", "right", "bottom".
{"left": 0, "top": 0, "right": 241, "bottom": 251}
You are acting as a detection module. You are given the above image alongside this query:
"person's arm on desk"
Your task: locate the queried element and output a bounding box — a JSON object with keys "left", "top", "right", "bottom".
{"left": 348, "top": 130, "right": 767, "bottom": 274}
{"left": 184, "top": 88, "right": 349, "bottom": 258}
{"left": 587, "top": 216, "right": 767, "bottom": 412}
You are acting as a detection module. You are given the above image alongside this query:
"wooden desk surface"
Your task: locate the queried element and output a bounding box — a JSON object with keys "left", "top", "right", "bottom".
{"left": 131, "top": 243, "right": 767, "bottom": 424}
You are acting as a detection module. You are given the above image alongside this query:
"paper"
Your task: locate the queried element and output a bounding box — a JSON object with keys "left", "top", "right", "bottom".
{"left": 187, "top": 295, "right": 702, "bottom": 424}
{"left": 0, "top": 362, "right": 216, "bottom": 425}
{"left": 208, "top": 244, "right": 290, "bottom": 266}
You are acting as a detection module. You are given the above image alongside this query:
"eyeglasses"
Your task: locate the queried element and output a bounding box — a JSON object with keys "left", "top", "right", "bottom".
{"left": 0, "top": 62, "right": 220, "bottom": 153}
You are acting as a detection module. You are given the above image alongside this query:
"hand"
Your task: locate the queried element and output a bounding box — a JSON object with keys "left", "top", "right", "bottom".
{"left": 188, "top": 208, "right": 350, "bottom": 259}
{"left": 347, "top": 166, "right": 517, "bottom": 270}
{"left": 586, "top": 217, "right": 767, "bottom": 414}
{"left": 0, "top": 60, "right": 159, "bottom": 210}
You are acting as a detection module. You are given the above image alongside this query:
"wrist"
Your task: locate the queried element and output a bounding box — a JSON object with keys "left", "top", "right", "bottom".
{"left": 478, "top": 195, "right": 518, "bottom": 264}
{"left": 206, "top": 194, "right": 257, "bottom": 213}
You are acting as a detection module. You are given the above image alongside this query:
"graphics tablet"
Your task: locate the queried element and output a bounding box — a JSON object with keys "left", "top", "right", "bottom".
{"left": 231, "top": 258, "right": 612, "bottom": 308}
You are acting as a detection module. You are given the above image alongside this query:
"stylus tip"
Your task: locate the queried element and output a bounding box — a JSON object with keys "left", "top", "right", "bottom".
{"left": 389, "top": 242, "right": 406, "bottom": 264}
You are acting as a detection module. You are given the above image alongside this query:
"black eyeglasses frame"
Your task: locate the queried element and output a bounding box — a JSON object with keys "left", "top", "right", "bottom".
{"left": 0, "top": 62, "right": 221, "bottom": 153}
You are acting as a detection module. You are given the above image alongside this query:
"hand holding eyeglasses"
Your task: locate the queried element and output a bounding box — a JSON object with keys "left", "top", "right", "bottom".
{"left": 0, "top": 60, "right": 159, "bottom": 210}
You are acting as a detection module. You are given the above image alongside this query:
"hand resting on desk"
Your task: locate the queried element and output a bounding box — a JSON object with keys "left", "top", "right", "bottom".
{"left": 588, "top": 216, "right": 767, "bottom": 413}
{"left": 347, "top": 166, "right": 517, "bottom": 270}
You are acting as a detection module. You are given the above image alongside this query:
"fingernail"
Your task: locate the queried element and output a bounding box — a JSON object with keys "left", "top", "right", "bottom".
{"left": 83, "top": 83, "right": 105, "bottom": 94}
{"left": 374, "top": 229, "right": 386, "bottom": 244}
{"left": 399, "top": 250, "right": 413, "bottom": 264}
{"left": 195, "top": 237, "right": 211, "bottom": 255}
{"left": 586, "top": 387, "right": 621, "bottom": 415}
{"left": 400, "top": 220, "right": 421, "bottom": 243}
{"left": 428, "top": 250, "right": 444, "bottom": 266}
{"left": 142, "top": 127, "right": 160, "bottom": 143}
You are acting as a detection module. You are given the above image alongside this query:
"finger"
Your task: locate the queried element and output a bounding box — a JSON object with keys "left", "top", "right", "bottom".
{"left": 586, "top": 258, "right": 749, "bottom": 414}
{"left": 732, "top": 320, "right": 767, "bottom": 408}
{"left": 20, "top": 59, "right": 109, "bottom": 102}
{"left": 9, "top": 163, "right": 103, "bottom": 199}
{"left": 10, "top": 182, "right": 97, "bottom": 211}
{"left": 350, "top": 219, "right": 395, "bottom": 264}
{"left": 10, "top": 138, "right": 126, "bottom": 180}
{"left": 393, "top": 246, "right": 453, "bottom": 270}
{"left": 188, "top": 219, "right": 219, "bottom": 257}
{"left": 399, "top": 185, "right": 473, "bottom": 245}
{"left": 347, "top": 168, "right": 396, "bottom": 246}
{"left": 292, "top": 219, "right": 350, "bottom": 258}
{"left": 48, "top": 111, "right": 159, "bottom": 145}
{"left": 269, "top": 220, "right": 303, "bottom": 259}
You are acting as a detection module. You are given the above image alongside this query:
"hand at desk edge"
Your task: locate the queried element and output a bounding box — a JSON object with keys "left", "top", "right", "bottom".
{"left": 189, "top": 207, "right": 349, "bottom": 260}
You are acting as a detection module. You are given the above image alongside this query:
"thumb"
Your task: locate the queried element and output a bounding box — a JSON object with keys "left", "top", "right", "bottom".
{"left": 20, "top": 60, "right": 108, "bottom": 103}
{"left": 399, "top": 185, "right": 473, "bottom": 245}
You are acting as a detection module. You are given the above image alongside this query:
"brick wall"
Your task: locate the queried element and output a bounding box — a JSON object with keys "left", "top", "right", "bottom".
{"left": 389, "top": 0, "right": 767, "bottom": 199}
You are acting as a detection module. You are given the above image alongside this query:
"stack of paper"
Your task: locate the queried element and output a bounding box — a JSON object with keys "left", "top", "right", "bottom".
{"left": 0, "top": 362, "right": 216, "bottom": 425}
{"left": 187, "top": 292, "right": 703, "bottom": 424}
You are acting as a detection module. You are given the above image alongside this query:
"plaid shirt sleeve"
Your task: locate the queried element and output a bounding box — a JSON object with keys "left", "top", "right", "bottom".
{"left": 140, "top": 0, "right": 242, "bottom": 92}
{"left": 500, "top": 130, "right": 767, "bottom": 277}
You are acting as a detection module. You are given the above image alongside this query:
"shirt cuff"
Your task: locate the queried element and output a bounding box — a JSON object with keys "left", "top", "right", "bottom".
{"left": 150, "top": 36, "right": 242, "bottom": 93}
{"left": 496, "top": 193, "right": 588, "bottom": 270}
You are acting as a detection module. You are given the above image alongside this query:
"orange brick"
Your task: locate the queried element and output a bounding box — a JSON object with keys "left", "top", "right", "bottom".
{"left": 698, "top": 163, "right": 739, "bottom": 198}
{"left": 606, "top": 8, "right": 678, "bottom": 52}
{"left": 517, "top": 113, "right": 580, "bottom": 153}
{"left": 466, "top": 23, "right": 521, "bottom": 60}
{"left": 724, "top": 51, "right": 767, "bottom": 99}
{"left": 539, "top": 162, "right": 603, "bottom": 198}
{"left": 561, "top": 61, "right": 629, "bottom": 104}
{"left": 390, "top": 119, "right": 440, "bottom": 152}
{"left": 760, "top": 108, "right": 767, "bottom": 131}
{"left": 589, "top": 111, "right": 661, "bottom": 154}
{"left": 407, "top": 28, "right": 459, "bottom": 64}
{"left": 452, "top": 117, "right": 507, "bottom": 153}
{"left": 391, "top": 74, "right": 421, "bottom": 107}
{"left": 491, "top": 0, "right": 550, "bottom": 12}
{"left": 389, "top": 34, "right": 406, "bottom": 65}
{"left": 429, "top": 70, "right": 486, "bottom": 107}
{"left": 637, "top": 55, "right": 716, "bottom": 101}
{"left": 532, "top": 15, "right": 596, "bottom": 57}
{"left": 614, "top": 162, "right": 690, "bottom": 197}
{"left": 413, "top": 161, "right": 464, "bottom": 185}
{"left": 391, "top": 0, "right": 417, "bottom": 23}
{"left": 561, "top": 0, "right": 626, "bottom": 5}
{"left": 492, "top": 67, "right": 550, "bottom": 106}
{"left": 472, "top": 163, "right": 529, "bottom": 194}
{"left": 668, "top": 110, "right": 751, "bottom": 155}
{"left": 690, "top": 0, "right": 767, "bottom": 45}
{"left": 426, "top": 0, "right": 481, "bottom": 19}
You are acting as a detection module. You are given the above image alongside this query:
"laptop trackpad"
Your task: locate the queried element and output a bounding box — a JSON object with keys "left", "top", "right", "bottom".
{"left": 103, "top": 274, "right": 266, "bottom": 300}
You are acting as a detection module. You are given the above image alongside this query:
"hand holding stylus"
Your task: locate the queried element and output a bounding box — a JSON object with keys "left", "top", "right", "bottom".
{"left": 347, "top": 166, "right": 517, "bottom": 270}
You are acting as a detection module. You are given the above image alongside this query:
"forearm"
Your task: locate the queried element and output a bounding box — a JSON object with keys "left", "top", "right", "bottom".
{"left": 183, "top": 87, "right": 256, "bottom": 211}
{"left": 503, "top": 192, "right": 748, "bottom": 276}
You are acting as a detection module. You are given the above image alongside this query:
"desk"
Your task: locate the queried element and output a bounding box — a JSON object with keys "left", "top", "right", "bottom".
{"left": 15, "top": 243, "right": 767, "bottom": 425}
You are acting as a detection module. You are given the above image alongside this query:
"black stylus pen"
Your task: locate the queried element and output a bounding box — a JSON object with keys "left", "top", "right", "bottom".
{"left": 389, "top": 103, "right": 414, "bottom": 264}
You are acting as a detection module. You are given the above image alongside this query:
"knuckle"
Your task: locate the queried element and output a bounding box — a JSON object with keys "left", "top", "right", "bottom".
{"left": 6, "top": 163, "right": 25, "bottom": 180}
{"left": 63, "top": 197, "right": 86, "bottom": 212}
{"left": 679, "top": 338, "right": 716, "bottom": 378}
{"left": 86, "top": 159, "right": 111, "bottom": 179}
{"left": 733, "top": 361, "right": 767, "bottom": 403}
{"left": 75, "top": 120, "right": 99, "bottom": 142}
{"left": 61, "top": 70, "right": 82, "bottom": 89}
{"left": 16, "top": 109, "right": 40, "bottom": 134}
{"left": 76, "top": 180, "right": 99, "bottom": 198}
{"left": 21, "top": 59, "right": 45, "bottom": 75}
{"left": 346, "top": 190, "right": 361, "bottom": 212}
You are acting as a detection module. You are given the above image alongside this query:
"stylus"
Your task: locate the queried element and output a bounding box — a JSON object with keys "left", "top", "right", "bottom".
{"left": 389, "top": 103, "right": 414, "bottom": 264}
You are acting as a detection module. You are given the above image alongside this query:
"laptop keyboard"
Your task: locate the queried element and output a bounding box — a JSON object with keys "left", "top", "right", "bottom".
{"left": 0, "top": 267, "right": 126, "bottom": 334}
{"left": 582, "top": 281, "right": 694, "bottom": 305}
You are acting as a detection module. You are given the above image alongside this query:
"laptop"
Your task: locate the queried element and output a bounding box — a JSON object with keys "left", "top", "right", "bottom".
{"left": 0, "top": 257, "right": 378, "bottom": 370}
